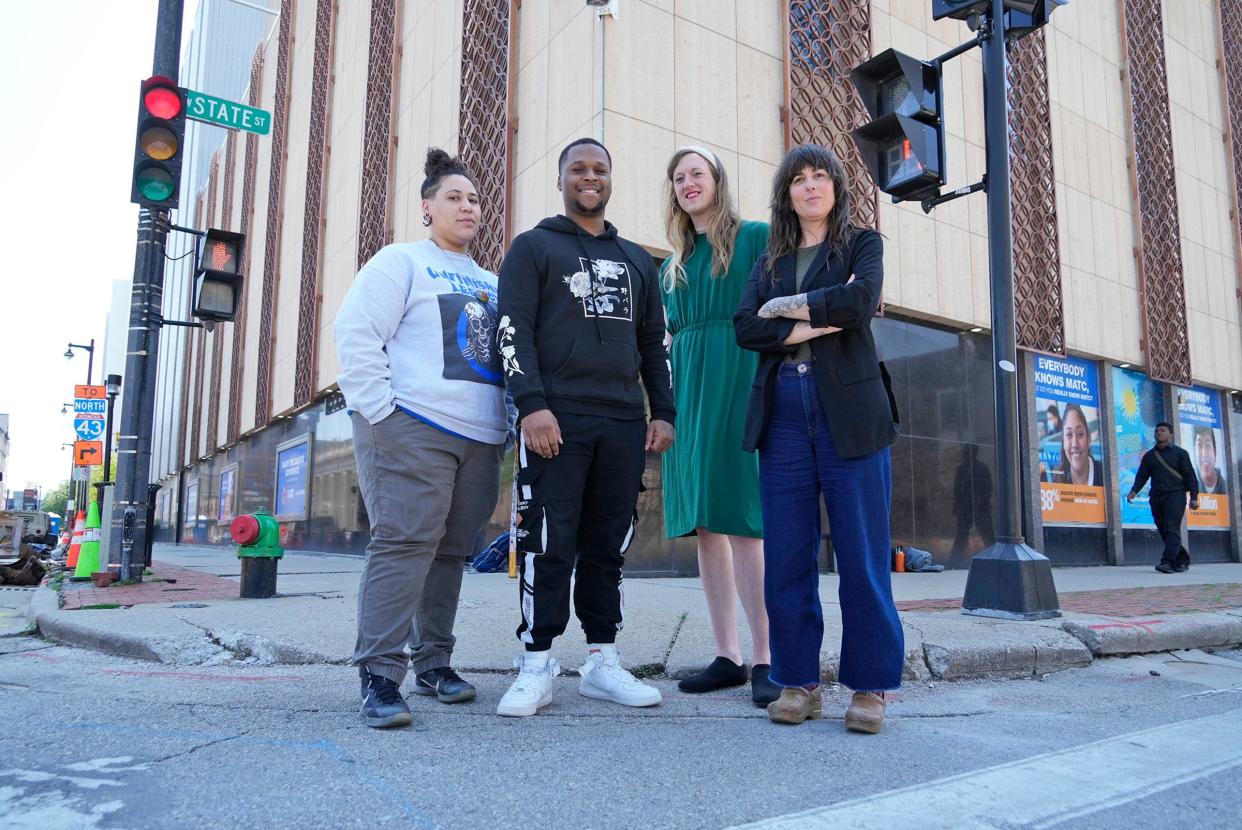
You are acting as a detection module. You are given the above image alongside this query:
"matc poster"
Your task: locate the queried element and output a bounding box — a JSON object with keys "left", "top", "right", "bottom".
{"left": 1035, "top": 355, "right": 1106, "bottom": 526}
{"left": 1114, "top": 367, "right": 1164, "bottom": 528}
{"left": 1177, "top": 385, "right": 1229, "bottom": 530}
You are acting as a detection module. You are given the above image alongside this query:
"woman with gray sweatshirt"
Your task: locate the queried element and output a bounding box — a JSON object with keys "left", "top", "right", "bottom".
{"left": 334, "top": 148, "right": 507, "bottom": 728}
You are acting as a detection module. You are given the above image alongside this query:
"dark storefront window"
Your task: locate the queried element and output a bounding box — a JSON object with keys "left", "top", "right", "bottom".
{"left": 876, "top": 315, "right": 996, "bottom": 570}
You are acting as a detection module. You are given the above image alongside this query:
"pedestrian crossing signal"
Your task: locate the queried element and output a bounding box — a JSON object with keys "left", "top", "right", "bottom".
{"left": 192, "top": 228, "right": 246, "bottom": 323}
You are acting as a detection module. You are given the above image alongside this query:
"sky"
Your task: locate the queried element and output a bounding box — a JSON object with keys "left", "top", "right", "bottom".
{"left": 0, "top": 1, "right": 196, "bottom": 498}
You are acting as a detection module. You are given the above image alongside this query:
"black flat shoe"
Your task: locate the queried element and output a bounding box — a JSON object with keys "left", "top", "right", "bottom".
{"left": 412, "top": 666, "right": 477, "bottom": 703}
{"left": 751, "top": 663, "right": 782, "bottom": 707}
{"left": 1155, "top": 561, "right": 1175, "bottom": 574}
{"left": 678, "top": 656, "right": 747, "bottom": 693}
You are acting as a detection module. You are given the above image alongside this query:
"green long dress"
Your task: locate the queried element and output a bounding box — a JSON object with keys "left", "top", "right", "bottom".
{"left": 660, "top": 220, "right": 768, "bottom": 538}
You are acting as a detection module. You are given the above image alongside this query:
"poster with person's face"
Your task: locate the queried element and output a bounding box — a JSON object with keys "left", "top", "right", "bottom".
{"left": 1177, "top": 385, "right": 1229, "bottom": 529}
{"left": 1114, "top": 367, "right": 1164, "bottom": 528}
{"left": 1035, "top": 355, "right": 1106, "bottom": 526}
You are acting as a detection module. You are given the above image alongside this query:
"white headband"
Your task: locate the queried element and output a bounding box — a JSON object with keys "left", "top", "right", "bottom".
{"left": 676, "top": 145, "right": 720, "bottom": 174}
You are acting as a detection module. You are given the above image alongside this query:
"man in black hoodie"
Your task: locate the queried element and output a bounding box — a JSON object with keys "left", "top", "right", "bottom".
{"left": 1128, "top": 422, "right": 1199, "bottom": 573}
{"left": 495, "top": 137, "right": 675, "bottom": 717}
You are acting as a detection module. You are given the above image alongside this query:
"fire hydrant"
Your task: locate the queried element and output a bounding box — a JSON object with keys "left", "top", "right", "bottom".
{"left": 230, "top": 510, "right": 284, "bottom": 599}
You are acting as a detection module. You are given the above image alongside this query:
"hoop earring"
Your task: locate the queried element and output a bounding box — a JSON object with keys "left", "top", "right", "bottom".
{"left": 422, "top": 214, "right": 432, "bottom": 227}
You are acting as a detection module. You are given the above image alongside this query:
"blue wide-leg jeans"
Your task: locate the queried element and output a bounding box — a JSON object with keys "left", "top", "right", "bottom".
{"left": 758, "top": 363, "right": 904, "bottom": 691}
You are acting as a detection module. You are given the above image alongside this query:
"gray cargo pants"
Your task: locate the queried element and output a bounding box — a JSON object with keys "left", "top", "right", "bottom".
{"left": 351, "top": 410, "right": 502, "bottom": 684}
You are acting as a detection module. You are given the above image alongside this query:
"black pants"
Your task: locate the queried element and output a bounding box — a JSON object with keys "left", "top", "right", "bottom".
{"left": 514, "top": 412, "right": 646, "bottom": 651}
{"left": 1149, "top": 492, "right": 1190, "bottom": 568}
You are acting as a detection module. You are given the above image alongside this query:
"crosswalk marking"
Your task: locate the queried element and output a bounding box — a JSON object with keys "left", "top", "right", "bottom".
{"left": 730, "top": 708, "right": 1242, "bottom": 830}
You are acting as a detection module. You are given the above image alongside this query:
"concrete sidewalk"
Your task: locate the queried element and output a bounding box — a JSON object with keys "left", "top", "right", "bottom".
{"left": 25, "top": 543, "right": 1242, "bottom": 683}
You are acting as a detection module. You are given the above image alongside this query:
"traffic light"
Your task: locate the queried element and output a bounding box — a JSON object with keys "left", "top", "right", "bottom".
{"left": 1006, "top": 0, "right": 1071, "bottom": 37}
{"left": 131, "top": 75, "right": 185, "bottom": 210}
{"left": 191, "top": 228, "right": 246, "bottom": 323}
{"left": 850, "top": 49, "right": 944, "bottom": 202}
{"left": 933, "top": 0, "right": 989, "bottom": 20}
{"left": 934, "top": 0, "right": 1069, "bottom": 23}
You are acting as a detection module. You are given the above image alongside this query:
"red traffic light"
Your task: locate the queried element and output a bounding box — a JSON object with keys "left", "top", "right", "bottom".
{"left": 144, "top": 85, "right": 183, "bottom": 119}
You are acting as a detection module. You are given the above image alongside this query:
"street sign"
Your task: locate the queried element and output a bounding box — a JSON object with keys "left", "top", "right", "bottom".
{"left": 72, "top": 467, "right": 90, "bottom": 482}
{"left": 74, "top": 417, "right": 105, "bottom": 441}
{"left": 184, "top": 88, "right": 271, "bottom": 135}
{"left": 74, "top": 440, "right": 103, "bottom": 466}
{"left": 75, "top": 384, "right": 106, "bottom": 400}
{"left": 75, "top": 399, "right": 106, "bottom": 414}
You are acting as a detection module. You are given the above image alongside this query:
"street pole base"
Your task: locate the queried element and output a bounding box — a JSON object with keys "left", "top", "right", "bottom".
{"left": 961, "top": 538, "right": 1061, "bottom": 620}
{"left": 239, "top": 557, "right": 278, "bottom": 599}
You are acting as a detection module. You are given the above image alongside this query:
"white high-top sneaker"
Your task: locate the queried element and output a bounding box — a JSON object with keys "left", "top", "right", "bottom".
{"left": 496, "top": 654, "right": 560, "bottom": 717}
{"left": 579, "top": 648, "right": 662, "bottom": 707}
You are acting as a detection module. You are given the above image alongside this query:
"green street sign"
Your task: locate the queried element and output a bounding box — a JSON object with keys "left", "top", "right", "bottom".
{"left": 184, "top": 88, "right": 271, "bottom": 136}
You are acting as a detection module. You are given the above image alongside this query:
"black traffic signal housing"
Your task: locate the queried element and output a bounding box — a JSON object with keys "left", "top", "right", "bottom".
{"left": 1006, "top": 1, "right": 1071, "bottom": 38}
{"left": 131, "top": 76, "right": 185, "bottom": 210}
{"left": 933, "top": 0, "right": 990, "bottom": 20}
{"left": 192, "top": 228, "right": 246, "bottom": 323}
{"left": 935, "top": 0, "right": 1069, "bottom": 24}
{"left": 850, "top": 49, "right": 944, "bottom": 202}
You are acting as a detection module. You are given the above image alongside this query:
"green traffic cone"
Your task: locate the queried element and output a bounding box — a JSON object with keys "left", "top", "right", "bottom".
{"left": 73, "top": 499, "right": 103, "bottom": 580}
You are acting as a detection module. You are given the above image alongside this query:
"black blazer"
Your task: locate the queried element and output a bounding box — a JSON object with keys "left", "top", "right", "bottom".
{"left": 733, "top": 227, "right": 899, "bottom": 458}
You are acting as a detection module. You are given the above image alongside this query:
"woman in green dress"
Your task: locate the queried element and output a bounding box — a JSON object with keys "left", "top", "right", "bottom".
{"left": 661, "top": 146, "right": 780, "bottom": 706}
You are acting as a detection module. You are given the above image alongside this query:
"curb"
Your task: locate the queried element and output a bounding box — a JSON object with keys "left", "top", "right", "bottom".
{"left": 1061, "top": 611, "right": 1242, "bottom": 656}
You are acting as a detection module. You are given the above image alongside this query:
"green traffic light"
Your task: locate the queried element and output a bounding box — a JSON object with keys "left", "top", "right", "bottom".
{"left": 136, "top": 166, "right": 175, "bottom": 202}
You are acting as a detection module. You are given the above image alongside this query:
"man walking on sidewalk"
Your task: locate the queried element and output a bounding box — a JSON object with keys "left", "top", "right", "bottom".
{"left": 495, "top": 137, "right": 675, "bottom": 717}
{"left": 1127, "top": 422, "right": 1199, "bottom": 574}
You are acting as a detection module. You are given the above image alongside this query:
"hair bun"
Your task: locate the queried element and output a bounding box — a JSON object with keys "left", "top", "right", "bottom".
{"left": 424, "top": 147, "right": 459, "bottom": 178}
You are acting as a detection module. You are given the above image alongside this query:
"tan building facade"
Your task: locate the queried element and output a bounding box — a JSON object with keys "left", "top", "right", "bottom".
{"left": 152, "top": 0, "right": 1242, "bottom": 571}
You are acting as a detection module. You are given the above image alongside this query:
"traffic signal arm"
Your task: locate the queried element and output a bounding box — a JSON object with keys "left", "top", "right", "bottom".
{"left": 806, "top": 230, "right": 885, "bottom": 330}
{"left": 732, "top": 258, "right": 801, "bottom": 354}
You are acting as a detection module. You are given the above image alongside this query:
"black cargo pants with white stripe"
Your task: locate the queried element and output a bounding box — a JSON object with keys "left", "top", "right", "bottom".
{"left": 514, "top": 411, "right": 646, "bottom": 651}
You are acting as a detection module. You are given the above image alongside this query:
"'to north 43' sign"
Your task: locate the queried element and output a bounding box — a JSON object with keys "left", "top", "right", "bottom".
{"left": 184, "top": 88, "right": 271, "bottom": 135}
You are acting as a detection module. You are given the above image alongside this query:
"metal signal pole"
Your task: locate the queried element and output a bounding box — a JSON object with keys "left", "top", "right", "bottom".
{"left": 112, "top": 0, "right": 184, "bottom": 582}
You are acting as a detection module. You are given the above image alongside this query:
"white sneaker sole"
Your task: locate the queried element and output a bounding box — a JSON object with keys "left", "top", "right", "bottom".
{"left": 496, "top": 691, "right": 553, "bottom": 717}
{"left": 579, "top": 682, "right": 662, "bottom": 707}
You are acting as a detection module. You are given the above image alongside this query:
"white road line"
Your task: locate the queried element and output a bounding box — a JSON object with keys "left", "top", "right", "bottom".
{"left": 730, "top": 708, "right": 1242, "bottom": 830}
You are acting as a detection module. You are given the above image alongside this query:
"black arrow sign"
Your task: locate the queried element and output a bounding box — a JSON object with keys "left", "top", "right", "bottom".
{"left": 76, "top": 445, "right": 100, "bottom": 464}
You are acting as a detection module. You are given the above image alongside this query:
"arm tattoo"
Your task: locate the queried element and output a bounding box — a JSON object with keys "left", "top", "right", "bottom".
{"left": 758, "top": 293, "right": 808, "bottom": 319}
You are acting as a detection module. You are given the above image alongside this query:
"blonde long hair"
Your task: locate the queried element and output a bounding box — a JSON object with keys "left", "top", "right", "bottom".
{"left": 662, "top": 146, "right": 741, "bottom": 292}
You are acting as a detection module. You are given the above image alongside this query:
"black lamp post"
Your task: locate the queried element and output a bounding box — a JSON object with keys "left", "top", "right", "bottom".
{"left": 65, "top": 339, "right": 95, "bottom": 386}
{"left": 103, "top": 374, "right": 122, "bottom": 485}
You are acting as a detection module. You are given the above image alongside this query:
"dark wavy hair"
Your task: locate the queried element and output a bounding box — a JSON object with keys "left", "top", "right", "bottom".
{"left": 420, "top": 147, "right": 477, "bottom": 198}
{"left": 765, "top": 143, "right": 853, "bottom": 273}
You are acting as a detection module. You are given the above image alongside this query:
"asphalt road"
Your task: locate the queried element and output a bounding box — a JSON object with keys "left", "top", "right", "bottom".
{"left": 1, "top": 635, "right": 1240, "bottom": 829}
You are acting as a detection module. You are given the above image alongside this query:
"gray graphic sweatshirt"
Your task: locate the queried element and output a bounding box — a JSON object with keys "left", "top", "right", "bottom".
{"left": 334, "top": 239, "right": 507, "bottom": 444}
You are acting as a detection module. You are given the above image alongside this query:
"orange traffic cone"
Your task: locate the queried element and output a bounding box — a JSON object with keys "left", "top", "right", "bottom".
{"left": 65, "top": 510, "right": 86, "bottom": 569}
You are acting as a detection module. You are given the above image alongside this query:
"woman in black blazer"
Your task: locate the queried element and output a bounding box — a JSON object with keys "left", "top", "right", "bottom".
{"left": 734, "top": 143, "right": 903, "bottom": 732}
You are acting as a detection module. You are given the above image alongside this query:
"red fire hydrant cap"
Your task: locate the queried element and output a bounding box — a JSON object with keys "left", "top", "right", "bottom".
{"left": 231, "top": 514, "right": 261, "bottom": 545}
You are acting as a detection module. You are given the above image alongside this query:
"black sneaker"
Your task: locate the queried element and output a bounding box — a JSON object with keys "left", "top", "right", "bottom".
{"left": 1175, "top": 561, "right": 1190, "bottom": 572}
{"left": 1155, "top": 561, "right": 1176, "bottom": 574}
{"left": 412, "top": 666, "right": 477, "bottom": 703}
{"left": 360, "top": 671, "right": 412, "bottom": 728}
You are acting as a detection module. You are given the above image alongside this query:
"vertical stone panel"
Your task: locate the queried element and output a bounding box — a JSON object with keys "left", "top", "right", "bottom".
{"left": 1119, "top": 0, "right": 1191, "bottom": 384}
{"left": 783, "top": 0, "right": 876, "bottom": 229}
{"left": 357, "top": 0, "right": 399, "bottom": 269}
{"left": 295, "top": 0, "right": 337, "bottom": 406}
{"left": 1008, "top": 28, "right": 1066, "bottom": 355}
{"left": 458, "top": 0, "right": 514, "bottom": 272}
{"left": 1220, "top": 0, "right": 1242, "bottom": 318}
{"left": 256, "top": 0, "right": 296, "bottom": 426}
{"left": 229, "top": 48, "right": 264, "bottom": 444}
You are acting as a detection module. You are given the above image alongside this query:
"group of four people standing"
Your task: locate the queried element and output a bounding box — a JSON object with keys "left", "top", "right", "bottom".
{"left": 334, "top": 137, "right": 904, "bottom": 733}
